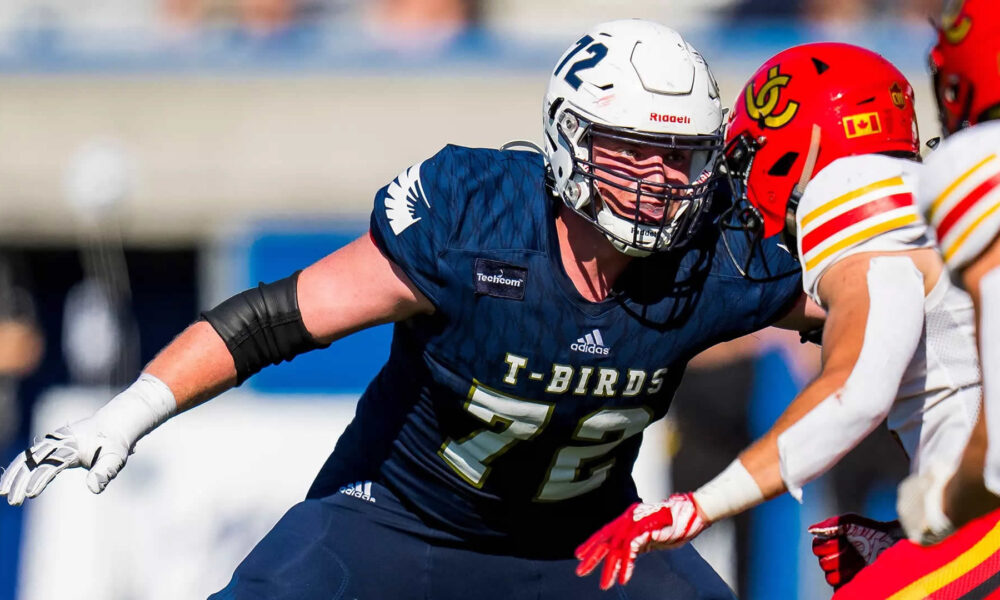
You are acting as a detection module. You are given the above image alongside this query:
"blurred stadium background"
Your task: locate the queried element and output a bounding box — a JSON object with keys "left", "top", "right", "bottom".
{"left": 0, "top": 0, "right": 942, "bottom": 598}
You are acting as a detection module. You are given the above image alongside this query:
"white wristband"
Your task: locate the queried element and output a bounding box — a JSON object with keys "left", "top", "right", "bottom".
{"left": 692, "top": 459, "right": 765, "bottom": 522}
{"left": 93, "top": 373, "right": 177, "bottom": 451}
{"left": 918, "top": 463, "right": 956, "bottom": 544}
{"left": 898, "top": 461, "right": 956, "bottom": 545}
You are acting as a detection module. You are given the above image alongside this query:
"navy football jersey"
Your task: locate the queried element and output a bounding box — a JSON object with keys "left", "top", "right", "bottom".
{"left": 309, "top": 145, "right": 800, "bottom": 556}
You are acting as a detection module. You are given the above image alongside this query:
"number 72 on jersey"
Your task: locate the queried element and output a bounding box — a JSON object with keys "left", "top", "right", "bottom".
{"left": 438, "top": 380, "right": 653, "bottom": 502}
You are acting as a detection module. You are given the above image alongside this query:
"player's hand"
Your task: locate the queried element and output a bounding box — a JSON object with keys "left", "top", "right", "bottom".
{"left": 575, "top": 492, "right": 708, "bottom": 590}
{"left": 897, "top": 465, "right": 956, "bottom": 545}
{"left": 808, "top": 513, "right": 903, "bottom": 590}
{"left": 0, "top": 418, "right": 131, "bottom": 506}
{"left": 0, "top": 374, "right": 176, "bottom": 506}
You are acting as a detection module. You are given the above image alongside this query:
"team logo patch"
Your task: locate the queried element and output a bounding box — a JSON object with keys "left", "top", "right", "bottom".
{"left": 890, "top": 83, "right": 907, "bottom": 109}
{"left": 385, "top": 161, "right": 429, "bottom": 236}
{"left": 571, "top": 328, "right": 610, "bottom": 356}
{"left": 474, "top": 258, "right": 526, "bottom": 300}
{"left": 745, "top": 65, "right": 799, "bottom": 129}
{"left": 843, "top": 112, "right": 882, "bottom": 139}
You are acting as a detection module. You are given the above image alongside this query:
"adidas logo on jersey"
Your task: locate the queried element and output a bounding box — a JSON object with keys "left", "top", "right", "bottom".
{"left": 339, "top": 480, "right": 376, "bottom": 503}
{"left": 571, "top": 329, "right": 610, "bottom": 356}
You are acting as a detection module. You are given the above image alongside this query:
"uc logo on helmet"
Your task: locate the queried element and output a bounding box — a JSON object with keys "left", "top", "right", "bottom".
{"left": 745, "top": 66, "right": 799, "bottom": 129}
{"left": 942, "top": 0, "right": 972, "bottom": 44}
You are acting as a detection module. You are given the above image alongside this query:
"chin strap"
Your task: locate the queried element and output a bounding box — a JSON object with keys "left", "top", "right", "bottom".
{"left": 607, "top": 234, "right": 653, "bottom": 258}
{"left": 797, "top": 124, "right": 823, "bottom": 195}
{"left": 784, "top": 124, "right": 822, "bottom": 246}
{"left": 500, "top": 140, "right": 544, "bottom": 154}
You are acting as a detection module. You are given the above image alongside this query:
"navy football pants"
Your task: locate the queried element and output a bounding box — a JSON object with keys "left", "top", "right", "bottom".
{"left": 209, "top": 483, "right": 735, "bottom": 600}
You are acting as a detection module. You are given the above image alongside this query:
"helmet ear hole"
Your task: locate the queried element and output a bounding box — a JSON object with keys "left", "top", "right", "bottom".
{"left": 768, "top": 152, "right": 800, "bottom": 177}
{"left": 548, "top": 98, "right": 563, "bottom": 121}
{"left": 811, "top": 57, "right": 830, "bottom": 75}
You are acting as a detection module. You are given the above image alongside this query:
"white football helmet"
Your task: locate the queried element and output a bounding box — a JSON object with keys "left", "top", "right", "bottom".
{"left": 543, "top": 19, "right": 724, "bottom": 256}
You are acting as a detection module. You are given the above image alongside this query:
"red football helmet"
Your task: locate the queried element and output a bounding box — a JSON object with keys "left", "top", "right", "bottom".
{"left": 723, "top": 43, "right": 919, "bottom": 251}
{"left": 930, "top": 0, "right": 1000, "bottom": 135}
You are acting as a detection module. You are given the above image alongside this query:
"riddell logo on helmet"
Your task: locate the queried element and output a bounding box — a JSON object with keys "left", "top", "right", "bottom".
{"left": 650, "top": 113, "right": 691, "bottom": 124}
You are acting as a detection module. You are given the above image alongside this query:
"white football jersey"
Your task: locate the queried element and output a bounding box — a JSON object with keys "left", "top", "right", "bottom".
{"left": 796, "top": 154, "right": 981, "bottom": 473}
{"left": 890, "top": 273, "right": 980, "bottom": 473}
{"left": 796, "top": 154, "right": 931, "bottom": 305}
{"left": 918, "top": 121, "right": 1000, "bottom": 271}
{"left": 919, "top": 121, "right": 1000, "bottom": 493}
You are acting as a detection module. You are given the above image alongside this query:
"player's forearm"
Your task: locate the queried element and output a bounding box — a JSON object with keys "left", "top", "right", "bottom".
{"left": 685, "top": 368, "right": 850, "bottom": 523}
{"left": 144, "top": 320, "right": 237, "bottom": 412}
{"left": 774, "top": 357, "right": 905, "bottom": 500}
{"left": 776, "top": 257, "right": 926, "bottom": 500}
{"left": 738, "top": 370, "right": 848, "bottom": 499}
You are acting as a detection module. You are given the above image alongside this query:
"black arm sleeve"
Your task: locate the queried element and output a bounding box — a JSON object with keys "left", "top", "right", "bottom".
{"left": 201, "top": 271, "right": 330, "bottom": 385}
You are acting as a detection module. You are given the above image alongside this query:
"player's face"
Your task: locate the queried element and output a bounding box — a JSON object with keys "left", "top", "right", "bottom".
{"left": 591, "top": 136, "right": 693, "bottom": 223}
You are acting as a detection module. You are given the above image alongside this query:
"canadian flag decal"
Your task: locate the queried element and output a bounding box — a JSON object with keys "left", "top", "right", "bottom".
{"left": 843, "top": 112, "right": 882, "bottom": 139}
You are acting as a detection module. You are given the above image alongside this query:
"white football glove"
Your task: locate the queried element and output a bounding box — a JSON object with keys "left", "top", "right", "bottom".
{"left": 897, "top": 462, "right": 956, "bottom": 546}
{"left": 0, "top": 373, "right": 176, "bottom": 505}
{"left": 0, "top": 421, "right": 130, "bottom": 504}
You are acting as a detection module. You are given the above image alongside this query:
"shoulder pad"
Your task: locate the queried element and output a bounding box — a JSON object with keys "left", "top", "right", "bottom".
{"left": 796, "top": 155, "right": 929, "bottom": 304}
{"left": 920, "top": 122, "right": 1000, "bottom": 270}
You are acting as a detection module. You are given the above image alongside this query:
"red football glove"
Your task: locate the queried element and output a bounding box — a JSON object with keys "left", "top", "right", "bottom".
{"left": 808, "top": 514, "right": 904, "bottom": 590}
{"left": 575, "top": 493, "right": 708, "bottom": 590}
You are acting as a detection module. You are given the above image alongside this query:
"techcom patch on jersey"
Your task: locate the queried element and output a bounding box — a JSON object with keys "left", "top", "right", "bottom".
{"left": 474, "top": 258, "right": 526, "bottom": 300}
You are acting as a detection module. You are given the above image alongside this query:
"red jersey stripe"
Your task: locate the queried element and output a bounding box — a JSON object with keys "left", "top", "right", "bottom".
{"left": 938, "top": 171, "right": 1000, "bottom": 240}
{"left": 801, "top": 193, "right": 914, "bottom": 256}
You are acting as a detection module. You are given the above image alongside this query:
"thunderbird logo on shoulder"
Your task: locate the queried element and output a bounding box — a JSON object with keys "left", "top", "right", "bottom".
{"left": 385, "top": 161, "right": 429, "bottom": 236}
{"left": 843, "top": 112, "right": 882, "bottom": 139}
{"left": 474, "top": 258, "right": 526, "bottom": 300}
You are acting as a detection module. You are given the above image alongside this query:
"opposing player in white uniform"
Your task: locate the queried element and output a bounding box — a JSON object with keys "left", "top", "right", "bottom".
{"left": 897, "top": 0, "right": 1000, "bottom": 560}
{"left": 574, "top": 43, "right": 985, "bottom": 598}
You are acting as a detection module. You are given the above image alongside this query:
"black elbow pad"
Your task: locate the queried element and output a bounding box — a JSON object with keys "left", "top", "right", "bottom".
{"left": 201, "top": 271, "right": 330, "bottom": 385}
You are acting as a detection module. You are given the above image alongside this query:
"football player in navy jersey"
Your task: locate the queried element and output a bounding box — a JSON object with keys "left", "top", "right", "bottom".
{"left": 0, "top": 19, "right": 818, "bottom": 599}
